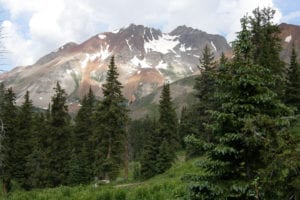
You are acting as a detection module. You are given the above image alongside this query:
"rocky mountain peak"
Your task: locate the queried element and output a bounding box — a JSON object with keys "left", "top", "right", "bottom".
{"left": 0, "top": 24, "right": 232, "bottom": 110}
{"left": 170, "top": 25, "right": 204, "bottom": 35}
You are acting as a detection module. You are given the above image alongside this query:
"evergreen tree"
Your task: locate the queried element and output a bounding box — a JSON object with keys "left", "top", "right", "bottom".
{"left": 285, "top": 43, "right": 300, "bottom": 112}
{"left": 0, "top": 88, "right": 17, "bottom": 193}
{"left": 93, "top": 56, "right": 128, "bottom": 180}
{"left": 186, "top": 12, "right": 297, "bottom": 199}
{"left": 14, "top": 91, "right": 33, "bottom": 189}
{"left": 193, "top": 45, "right": 217, "bottom": 143}
{"left": 129, "top": 116, "right": 154, "bottom": 161}
{"left": 158, "top": 83, "right": 179, "bottom": 148}
{"left": 219, "top": 52, "right": 228, "bottom": 66}
{"left": 179, "top": 106, "right": 198, "bottom": 150}
{"left": 46, "top": 82, "right": 71, "bottom": 187}
{"left": 26, "top": 112, "right": 49, "bottom": 188}
{"left": 156, "top": 139, "right": 174, "bottom": 174}
{"left": 69, "top": 87, "right": 96, "bottom": 184}
{"left": 140, "top": 119, "right": 160, "bottom": 179}
{"left": 249, "top": 7, "right": 285, "bottom": 95}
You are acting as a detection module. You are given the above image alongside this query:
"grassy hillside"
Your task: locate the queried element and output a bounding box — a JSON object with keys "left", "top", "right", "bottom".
{"left": 129, "top": 75, "right": 196, "bottom": 119}
{"left": 1, "top": 152, "right": 204, "bottom": 200}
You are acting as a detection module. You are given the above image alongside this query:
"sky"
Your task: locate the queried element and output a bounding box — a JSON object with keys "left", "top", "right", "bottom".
{"left": 0, "top": 0, "right": 299, "bottom": 71}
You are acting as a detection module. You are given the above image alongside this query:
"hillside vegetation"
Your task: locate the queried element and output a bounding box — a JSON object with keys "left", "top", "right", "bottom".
{"left": 1, "top": 153, "right": 203, "bottom": 200}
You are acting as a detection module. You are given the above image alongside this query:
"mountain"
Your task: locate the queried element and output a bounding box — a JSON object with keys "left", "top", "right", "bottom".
{"left": 279, "top": 23, "right": 300, "bottom": 63}
{"left": 129, "top": 23, "right": 300, "bottom": 119}
{"left": 129, "top": 75, "right": 196, "bottom": 119}
{"left": 0, "top": 24, "right": 230, "bottom": 110}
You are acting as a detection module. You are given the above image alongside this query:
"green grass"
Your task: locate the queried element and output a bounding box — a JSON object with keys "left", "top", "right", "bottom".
{"left": 1, "top": 152, "right": 204, "bottom": 200}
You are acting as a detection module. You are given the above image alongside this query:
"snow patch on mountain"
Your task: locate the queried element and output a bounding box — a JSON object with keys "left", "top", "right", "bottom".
{"left": 112, "top": 29, "right": 120, "bottom": 34}
{"left": 156, "top": 60, "right": 168, "bottom": 70}
{"left": 131, "top": 56, "right": 152, "bottom": 68}
{"left": 80, "top": 54, "right": 89, "bottom": 69}
{"left": 211, "top": 41, "right": 217, "bottom": 51}
{"left": 98, "top": 34, "right": 106, "bottom": 39}
{"left": 126, "top": 39, "right": 133, "bottom": 51}
{"left": 99, "top": 45, "right": 111, "bottom": 60}
{"left": 285, "top": 35, "right": 292, "bottom": 43}
{"left": 144, "top": 34, "right": 179, "bottom": 54}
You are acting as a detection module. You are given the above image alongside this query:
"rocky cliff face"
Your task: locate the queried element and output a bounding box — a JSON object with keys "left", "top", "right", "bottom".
{"left": 279, "top": 23, "right": 300, "bottom": 63}
{"left": 0, "top": 24, "right": 230, "bottom": 110}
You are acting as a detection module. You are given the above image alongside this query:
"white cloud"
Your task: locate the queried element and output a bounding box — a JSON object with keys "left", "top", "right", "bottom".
{"left": 0, "top": 0, "right": 281, "bottom": 69}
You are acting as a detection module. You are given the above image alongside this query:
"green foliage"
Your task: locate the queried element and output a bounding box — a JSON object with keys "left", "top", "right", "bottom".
{"left": 140, "top": 119, "right": 160, "bottom": 179}
{"left": 14, "top": 91, "right": 33, "bottom": 189}
{"left": 128, "top": 116, "right": 154, "bottom": 161}
{"left": 0, "top": 87, "right": 18, "bottom": 193}
{"left": 4, "top": 152, "right": 201, "bottom": 200}
{"left": 156, "top": 140, "right": 175, "bottom": 174}
{"left": 93, "top": 56, "right": 129, "bottom": 181}
{"left": 158, "top": 83, "right": 179, "bottom": 149}
{"left": 69, "top": 87, "right": 96, "bottom": 184}
{"left": 285, "top": 43, "right": 300, "bottom": 112}
{"left": 141, "top": 83, "right": 179, "bottom": 178}
{"left": 179, "top": 106, "right": 198, "bottom": 149}
{"left": 45, "top": 82, "right": 71, "bottom": 187}
{"left": 186, "top": 7, "right": 299, "bottom": 199}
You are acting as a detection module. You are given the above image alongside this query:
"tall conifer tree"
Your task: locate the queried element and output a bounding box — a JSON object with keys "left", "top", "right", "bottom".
{"left": 93, "top": 56, "right": 128, "bottom": 180}
{"left": 285, "top": 43, "right": 300, "bottom": 112}
{"left": 193, "top": 45, "right": 216, "bottom": 143}
{"left": 46, "top": 82, "right": 71, "bottom": 187}
{"left": 0, "top": 88, "right": 17, "bottom": 193}
{"left": 186, "top": 12, "right": 297, "bottom": 199}
{"left": 70, "top": 87, "right": 96, "bottom": 184}
{"left": 14, "top": 91, "right": 33, "bottom": 189}
{"left": 158, "top": 83, "right": 179, "bottom": 148}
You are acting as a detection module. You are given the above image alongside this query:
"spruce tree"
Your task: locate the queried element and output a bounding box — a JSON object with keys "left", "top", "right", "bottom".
{"left": 285, "top": 43, "right": 300, "bottom": 112}
{"left": 0, "top": 88, "right": 18, "bottom": 193}
{"left": 249, "top": 7, "right": 285, "bottom": 95}
{"left": 193, "top": 45, "right": 217, "bottom": 144}
{"left": 93, "top": 56, "right": 128, "bottom": 181}
{"left": 26, "top": 112, "right": 49, "bottom": 188}
{"left": 14, "top": 91, "right": 33, "bottom": 189}
{"left": 158, "top": 83, "right": 179, "bottom": 148}
{"left": 46, "top": 82, "right": 71, "bottom": 187}
{"left": 140, "top": 119, "right": 160, "bottom": 179}
{"left": 70, "top": 87, "right": 96, "bottom": 184}
{"left": 186, "top": 13, "right": 296, "bottom": 199}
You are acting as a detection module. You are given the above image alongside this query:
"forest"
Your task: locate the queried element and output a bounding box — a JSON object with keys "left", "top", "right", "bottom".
{"left": 0, "top": 7, "right": 299, "bottom": 200}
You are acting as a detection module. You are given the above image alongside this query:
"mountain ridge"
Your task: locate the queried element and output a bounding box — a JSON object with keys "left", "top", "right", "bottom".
{"left": 0, "top": 23, "right": 231, "bottom": 110}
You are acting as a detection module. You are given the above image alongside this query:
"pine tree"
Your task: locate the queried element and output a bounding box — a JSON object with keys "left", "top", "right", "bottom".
{"left": 26, "top": 112, "right": 49, "bottom": 188}
{"left": 285, "top": 43, "right": 300, "bottom": 112}
{"left": 249, "top": 7, "right": 285, "bottom": 95}
{"left": 156, "top": 139, "right": 174, "bottom": 174}
{"left": 70, "top": 87, "right": 96, "bottom": 184}
{"left": 179, "top": 106, "right": 198, "bottom": 150}
{"left": 93, "top": 56, "right": 128, "bottom": 181}
{"left": 193, "top": 45, "right": 217, "bottom": 143}
{"left": 186, "top": 12, "right": 296, "bottom": 199}
{"left": 219, "top": 52, "right": 228, "bottom": 66}
{"left": 140, "top": 118, "right": 160, "bottom": 179}
{"left": 14, "top": 91, "right": 33, "bottom": 189}
{"left": 129, "top": 117, "right": 155, "bottom": 161}
{"left": 158, "top": 83, "right": 179, "bottom": 148}
{"left": 0, "top": 88, "right": 18, "bottom": 193}
{"left": 46, "top": 82, "right": 71, "bottom": 187}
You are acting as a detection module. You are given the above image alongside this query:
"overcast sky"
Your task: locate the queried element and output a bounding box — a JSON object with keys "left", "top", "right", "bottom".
{"left": 0, "top": 0, "right": 299, "bottom": 70}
